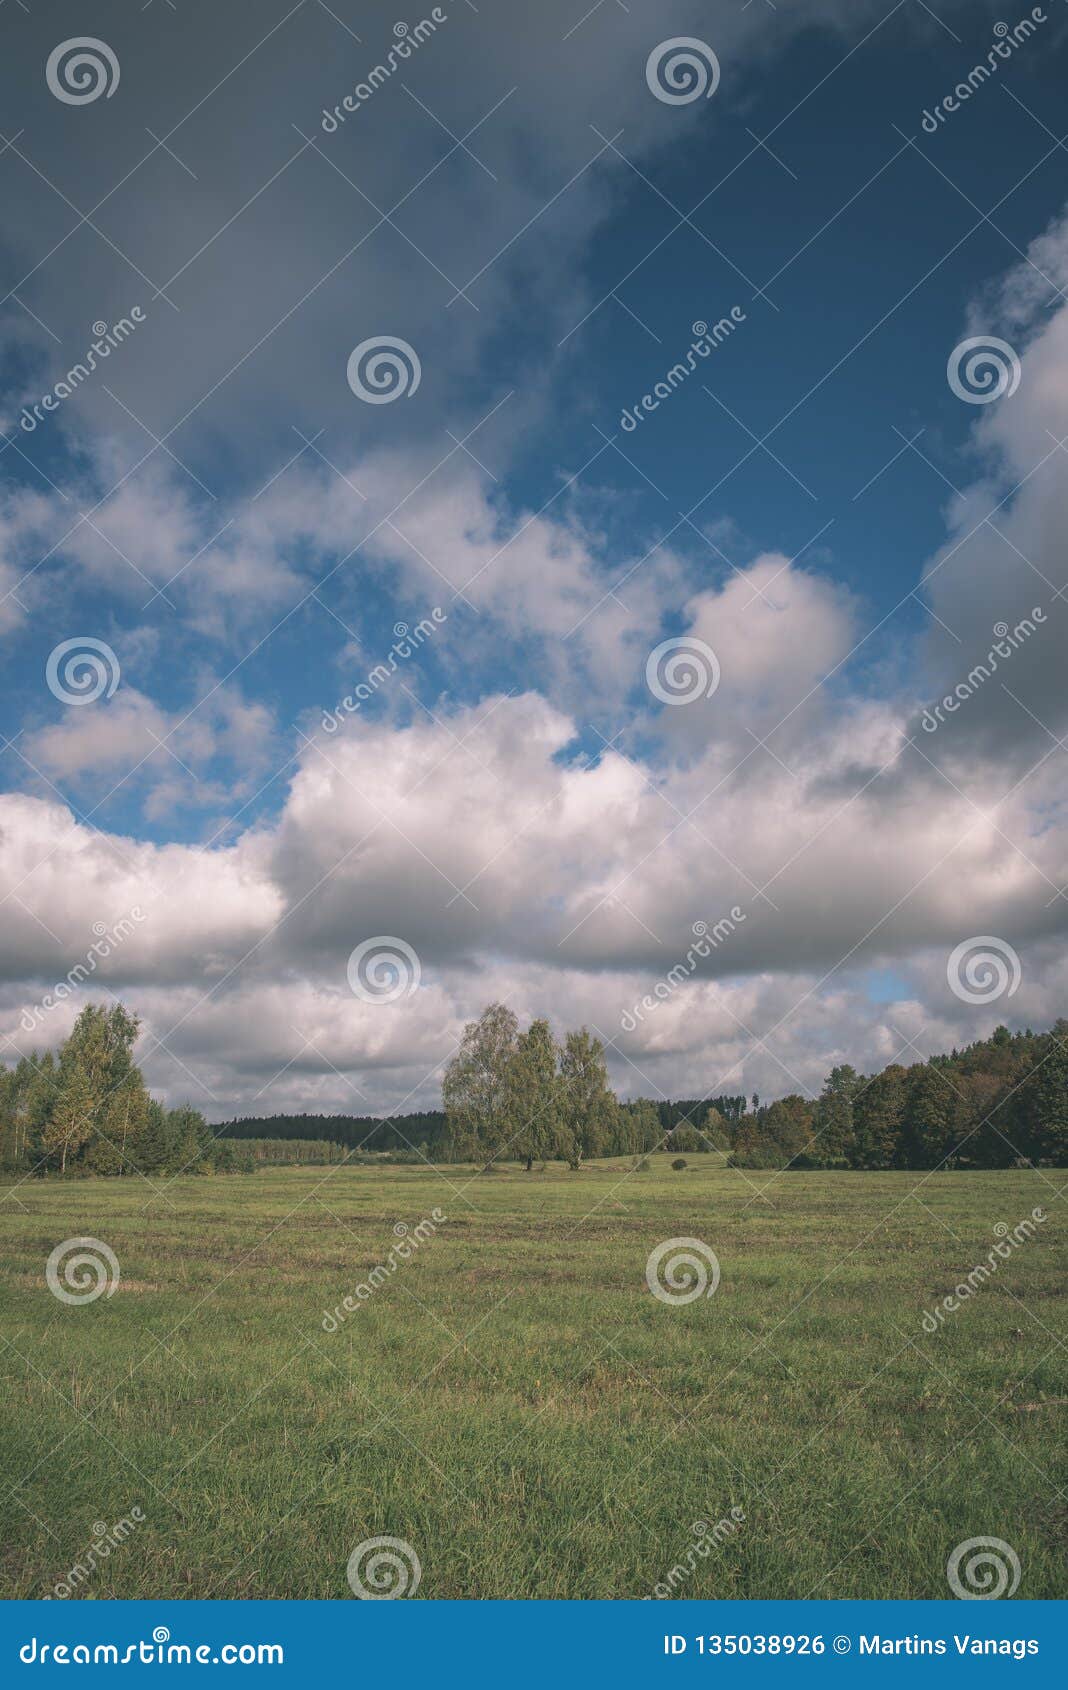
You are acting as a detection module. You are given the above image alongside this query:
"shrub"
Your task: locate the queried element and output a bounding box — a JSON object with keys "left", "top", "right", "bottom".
{"left": 728, "top": 1146, "right": 786, "bottom": 1170}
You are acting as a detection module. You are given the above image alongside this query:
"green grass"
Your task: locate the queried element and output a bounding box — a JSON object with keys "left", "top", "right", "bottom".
{"left": 0, "top": 1155, "right": 1064, "bottom": 1599}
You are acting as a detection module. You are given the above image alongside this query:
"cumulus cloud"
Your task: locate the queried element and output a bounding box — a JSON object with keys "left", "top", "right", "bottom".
{"left": 917, "top": 257, "right": 1068, "bottom": 722}
{"left": 2, "top": 563, "right": 1065, "bottom": 1118}
{"left": 1, "top": 0, "right": 1059, "bottom": 1118}
{"left": 5, "top": 409, "right": 1067, "bottom": 1115}
{"left": 0, "top": 0, "right": 1003, "bottom": 476}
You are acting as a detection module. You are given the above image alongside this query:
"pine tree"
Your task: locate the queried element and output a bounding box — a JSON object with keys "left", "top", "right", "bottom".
{"left": 810, "top": 1066, "right": 860, "bottom": 1166}
{"left": 168, "top": 1106, "right": 211, "bottom": 1175}
{"left": 852, "top": 1065, "right": 908, "bottom": 1168}
{"left": 1028, "top": 1033, "right": 1068, "bottom": 1164}
{"left": 135, "top": 1100, "right": 172, "bottom": 1173}
{"left": 901, "top": 1064, "right": 962, "bottom": 1168}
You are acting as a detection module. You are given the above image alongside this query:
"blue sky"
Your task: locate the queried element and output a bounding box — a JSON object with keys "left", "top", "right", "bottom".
{"left": 2, "top": 0, "right": 1068, "bottom": 1115}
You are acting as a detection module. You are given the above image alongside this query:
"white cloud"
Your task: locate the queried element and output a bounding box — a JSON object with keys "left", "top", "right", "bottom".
{"left": 2, "top": 560, "right": 1064, "bottom": 1116}
{"left": 0, "top": 0, "right": 1055, "bottom": 1117}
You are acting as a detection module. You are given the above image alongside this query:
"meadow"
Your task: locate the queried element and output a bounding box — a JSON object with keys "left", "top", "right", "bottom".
{"left": 0, "top": 1154, "right": 1064, "bottom": 1600}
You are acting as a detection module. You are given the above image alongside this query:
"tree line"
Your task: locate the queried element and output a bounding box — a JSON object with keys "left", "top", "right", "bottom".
{"left": 237, "top": 1136, "right": 349, "bottom": 1165}
{"left": 219, "top": 1110, "right": 449, "bottom": 1154}
{"left": 724, "top": 1020, "right": 1068, "bottom": 1170}
{"left": 438, "top": 1005, "right": 1068, "bottom": 1170}
{"left": 3, "top": 1002, "right": 1066, "bottom": 1176}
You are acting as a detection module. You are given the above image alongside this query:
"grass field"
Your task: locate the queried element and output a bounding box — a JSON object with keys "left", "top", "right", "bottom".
{"left": 0, "top": 1154, "right": 1064, "bottom": 1600}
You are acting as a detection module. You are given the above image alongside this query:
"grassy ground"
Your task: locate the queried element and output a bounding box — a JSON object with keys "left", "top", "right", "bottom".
{"left": 0, "top": 1153, "right": 1064, "bottom": 1599}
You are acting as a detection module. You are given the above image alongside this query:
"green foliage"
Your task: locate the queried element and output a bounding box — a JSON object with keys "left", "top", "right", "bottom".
{"left": 762, "top": 1094, "right": 814, "bottom": 1158}
{"left": 729, "top": 1144, "right": 788, "bottom": 1170}
{"left": 852, "top": 1064, "right": 908, "bottom": 1169}
{"left": 0, "top": 1004, "right": 218, "bottom": 1178}
{"left": 699, "top": 1105, "right": 730, "bottom": 1150}
{"left": 506, "top": 1017, "right": 564, "bottom": 1170}
{"left": 1018, "top": 1025, "right": 1068, "bottom": 1164}
{"left": 558, "top": 1028, "right": 618, "bottom": 1168}
{"left": 618, "top": 1098, "right": 663, "bottom": 1155}
{"left": 7, "top": 1007, "right": 1067, "bottom": 1180}
{"left": 238, "top": 1137, "right": 345, "bottom": 1165}
{"left": 443, "top": 1008, "right": 623, "bottom": 1170}
{"left": 807, "top": 1065, "right": 861, "bottom": 1168}
{"left": 442, "top": 1002, "right": 519, "bottom": 1160}
{"left": 668, "top": 1120, "right": 706, "bottom": 1153}
{"left": 901, "top": 1064, "right": 961, "bottom": 1169}
{"left": 135, "top": 1101, "right": 172, "bottom": 1174}
{"left": 726, "top": 1025, "right": 1068, "bottom": 1171}
{"left": 218, "top": 1110, "right": 449, "bottom": 1153}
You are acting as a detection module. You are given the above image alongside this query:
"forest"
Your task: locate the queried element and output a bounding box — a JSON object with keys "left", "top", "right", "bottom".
{"left": 2, "top": 1001, "right": 1066, "bottom": 1176}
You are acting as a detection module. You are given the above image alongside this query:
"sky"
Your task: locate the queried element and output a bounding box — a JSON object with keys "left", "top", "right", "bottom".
{"left": 2, "top": 0, "right": 1068, "bottom": 1121}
